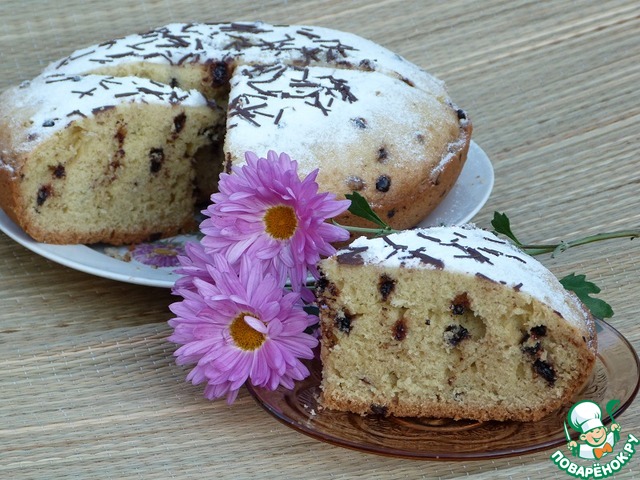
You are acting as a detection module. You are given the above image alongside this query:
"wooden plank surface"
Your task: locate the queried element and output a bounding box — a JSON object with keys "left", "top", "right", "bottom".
{"left": 1, "top": 1, "right": 639, "bottom": 478}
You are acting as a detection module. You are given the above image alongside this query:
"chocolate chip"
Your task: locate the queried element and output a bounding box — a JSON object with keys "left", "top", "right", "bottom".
{"left": 42, "top": 119, "right": 55, "bottom": 128}
{"left": 51, "top": 164, "right": 66, "bottom": 179}
{"left": 425, "top": 318, "right": 431, "bottom": 326}
{"left": 210, "top": 60, "right": 231, "bottom": 87}
{"left": 522, "top": 342, "right": 541, "bottom": 357}
{"left": 378, "top": 274, "right": 395, "bottom": 301}
{"left": 533, "top": 359, "right": 556, "bottom": 385}
{"left": 451, "top": 304, "right": 465, "bottom": 315}
{"left": 36, "top": 185, "right": 52, "bottom": 206}
{"left": 392, "top": 318, "right": 407, "bottom": 341}
{"left": 351, "top": 117, "right": 367, "bottom": 129}
{"left": 377, "top": 147, "right": 388, "bottom": 162}
{"left": 335, "top": 311, "right": 354, "bottom": 334}
{"left": 456, "top": 109, "right": 467, "bottom": 120}
{"left": 369, "top": 404, "right": 388, "bottom": 416}
{"left": 529, "top": 325, "right": 547, "bottom": 338}
{"left": 450, "top": 293, "right": 471, "bottom": 315}
{"left": 387, "top": 209, "right": 396, "bottom": 219}
{"left": 316, "top": 276, "right": 339, "bottom": 297}
{"left": 149, "top": 148, "right": 165, "bottom": 173}
{"left": 444, "top": 324, "right": 469, "bottom": 346}
{"left": 375, "top": 175, "right": 391, "bottom": 192}
{"left": 170, "top": 78, "right": 179, "bottom": 88}
{"left": 173, "top": 113, "right": 186, "bottom": 134}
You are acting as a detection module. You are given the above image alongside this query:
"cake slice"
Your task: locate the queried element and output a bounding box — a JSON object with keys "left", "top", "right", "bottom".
{"left": 316, "top": 225, "right": 597, "bottom": 422}
{"left": 0, "top": 74, "right": 222, "bottom": 245}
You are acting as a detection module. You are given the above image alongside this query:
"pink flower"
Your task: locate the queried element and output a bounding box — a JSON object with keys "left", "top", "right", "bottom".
{"left": 131, "top": 240, "right": 185, "bottom": 268}
{"left": 172, "top": 241, "right": 216, "bottom": 292}
{"left": 169, "top": 254, "right": 318, "bottom": 403}
{"left": 200, "top": 150, "right": 350, "bottom": 290}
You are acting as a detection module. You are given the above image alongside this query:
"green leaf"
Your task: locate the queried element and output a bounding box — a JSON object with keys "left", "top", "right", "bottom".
{"left": 559, "top": 273, "right": 614, "bottom": 319}
{"left": 491, "top": 211, "right": 522, "bottom": 245}
{"left": 345, "top": 192, "right": 389, "bottom": 229}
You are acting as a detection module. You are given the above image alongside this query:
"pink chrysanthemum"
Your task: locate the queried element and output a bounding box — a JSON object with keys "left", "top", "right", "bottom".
{"left": 200, "top": 150, "right": 350, "bottom": 290}
{"left": 131, "top": 240, "right": 186, "bottom": 268}
{"left": 172, "top": 241, "right": 216, "bottom": 292}
{"left": 169, "top": 254, "right": 318, "bottom": 403}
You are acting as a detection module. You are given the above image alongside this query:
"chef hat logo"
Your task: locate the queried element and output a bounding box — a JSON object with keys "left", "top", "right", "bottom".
{"left": 568, "top": 400, "right": 604, "bottom": 434}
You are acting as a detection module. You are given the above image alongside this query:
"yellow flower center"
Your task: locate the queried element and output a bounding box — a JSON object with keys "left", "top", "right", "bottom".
{"left": 152, "top": 248, "right": 178, "bottom": 257}
{"left": 264, "top": 204, "right": 298, "bottom": 240}
{"left": 229, "top": 312, "right": 265, "bottom": 351}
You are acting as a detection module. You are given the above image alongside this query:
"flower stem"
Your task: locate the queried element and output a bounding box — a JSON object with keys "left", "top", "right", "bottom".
{"left": 516, "top": 230, "right": 639, "bottom": 257}
{"left": 332, "top": 221, "right": 399, "bottom": 237}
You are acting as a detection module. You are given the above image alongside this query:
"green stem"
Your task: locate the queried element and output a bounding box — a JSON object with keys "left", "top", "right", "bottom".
{"left": 332, "top": 221, "right": 399, "bottom": 237}
{"left": 519, "top": 230, "right": 639, "bottom": 256}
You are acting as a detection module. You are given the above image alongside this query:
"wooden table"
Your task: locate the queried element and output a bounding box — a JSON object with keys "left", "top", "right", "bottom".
{"left": 1, "top": 1, "right": 639, "bottom": 478}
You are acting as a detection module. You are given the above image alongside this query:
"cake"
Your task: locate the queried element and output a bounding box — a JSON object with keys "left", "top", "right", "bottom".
{"left": 316, "top": 225, "right": 597, "bottom": 422}
{"left": 0, "top": 74, "right": 222, "bottom": 244}
{"left": 0, "top": 22, "right": 471, "bottom": 245}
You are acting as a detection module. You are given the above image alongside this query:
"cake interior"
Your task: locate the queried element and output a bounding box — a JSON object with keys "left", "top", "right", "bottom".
{"left": 318, "top": 262, "right": 595, "bottom": 422}
{"left": 21, "top": 102, "right": 221, "bottom": 244}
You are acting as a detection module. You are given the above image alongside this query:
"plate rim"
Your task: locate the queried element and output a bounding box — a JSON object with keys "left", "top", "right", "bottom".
{"left": 0, "top": 141, "right": 493, "bottom": 288}
{"left": 245, "top": 318, "right": 640, "bottom": 461}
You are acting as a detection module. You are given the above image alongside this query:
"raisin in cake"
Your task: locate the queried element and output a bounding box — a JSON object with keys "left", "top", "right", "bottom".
{"left": 0, "top": 22, "right": 470, "bottom": 245}
{"left": 316, "top": 225, "right": 597, "bottom": 422}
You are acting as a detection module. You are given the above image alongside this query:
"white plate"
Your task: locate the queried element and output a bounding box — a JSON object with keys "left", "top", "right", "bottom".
{"left": 0, "top": 141, "right": 494, "bottom": 288}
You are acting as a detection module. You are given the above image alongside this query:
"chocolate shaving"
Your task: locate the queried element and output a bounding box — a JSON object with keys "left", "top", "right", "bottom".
{"left": 71, "top": 88, "right": 97, "bottom": 98}
{"left": 220, "top": 22, "right": 273, "bottom": 34}
{"left": 296, "top": 29, "right": 320, "bottom": 39}
{"left": 99, "top": 78, "right": 123, "bottom": 89}
{"left": 336, "top": 246, "right": 368, "bottom": 265}
{"left": 409, "top": 248, "right": 445, "bottom": 269}
{"left": 506, "top": 254, "right": 527, "bottom": 264}
{"left": 475, "top": 272, "right": 498, "bottom": 284}
{"left": 416, "top": 232, "right": 442, "bottom": 244}
{"left": 274, "top": 108, "right": 284, "bottom": 125}
{"left": 136, "top": 87, "right": 167, "bottom": 99}
{"left": 66, "top": 110, "right": 87, "bottom": 118}
{"left": 127, "top": 39, "right": 156, "bottom": 51}
{"left": 92, "top": 105, "right": 115, "bottom": 115}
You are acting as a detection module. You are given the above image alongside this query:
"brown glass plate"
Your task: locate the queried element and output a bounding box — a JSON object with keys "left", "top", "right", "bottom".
{"left": 246, "top": 319, "right": 639, "bottom": 460}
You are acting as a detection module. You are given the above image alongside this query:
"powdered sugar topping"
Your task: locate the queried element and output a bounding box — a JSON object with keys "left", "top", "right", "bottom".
{"left": 336, "top": 225, "right": 587, "bottom": 325}
{"left": 42, "top": 22, "right": 447, "bottom": 97}
{"left": 225, "top": 63, "right": 454, "bottom": 175}
{"left": 10, "top": 74, "right": 208, "bottom": 150}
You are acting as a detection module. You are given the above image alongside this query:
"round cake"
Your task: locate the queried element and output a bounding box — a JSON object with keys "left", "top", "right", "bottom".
{"left": 316, "top": 225, "right": 597, "bottom": 422}
{"left": 0, "top": 22, "right": 471, "bottom": 245}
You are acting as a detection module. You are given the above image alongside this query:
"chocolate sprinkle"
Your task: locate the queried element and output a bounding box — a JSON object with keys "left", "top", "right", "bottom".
{"left": 336, "top": 246, "right": 368, "bottom": 265}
